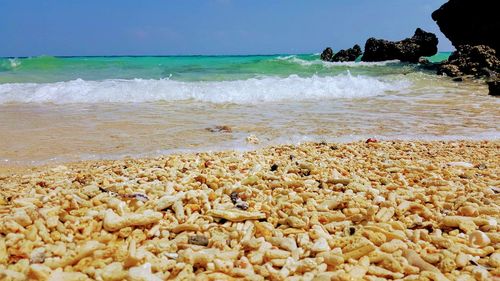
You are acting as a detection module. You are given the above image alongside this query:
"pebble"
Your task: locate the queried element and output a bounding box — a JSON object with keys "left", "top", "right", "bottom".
{"left": 188, "top": 235, "right": 209, "bottom": 246}
{"left": 0, "top": 140, "right": 498, "bottom": 280}
{"left": 205, "top": 125, "right": 232, "bottom": 133}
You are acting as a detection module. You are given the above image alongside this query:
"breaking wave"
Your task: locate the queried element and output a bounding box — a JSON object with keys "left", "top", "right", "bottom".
{"left": 275, "top": 55, "right": 401, "bottom": 67}
{"left": 0, "top": 74, "right": 409, "bottom": 104}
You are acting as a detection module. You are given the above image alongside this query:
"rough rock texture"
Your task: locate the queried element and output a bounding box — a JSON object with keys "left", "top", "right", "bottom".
{"left": 362, "top": 28, "right": 438, "bottom": 62}
{"left": 320, "top": 47, "right": 334, "bottom": 61}
{"left": 432, "top": 0, "right": 500, "bottom": 55}
{"left": 437, "top": 45, "right": 500, "bottom": 77}
{"left": 488, "top": 79, "right": 500, "bottom": 96}
{"left": 438, "top": 64, "right": 462, "bottom": 77}
{"left": 361, "top": 38, "right": 398, "bottom": 62}
{"left": 331, "top": 44, "right": 362, "bottom": 62}
{"left": 396, "top": 28, "right": 439, "bottom": 62}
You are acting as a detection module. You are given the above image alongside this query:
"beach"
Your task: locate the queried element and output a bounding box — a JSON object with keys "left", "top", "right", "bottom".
{"left": 1, "top": 55, "right": 499, "bottom": 166}
{"left": 2, "top": 0, "right": 500, "bottom": 279}
{"left": 1, "top": 55, "right": 499, "bottom": 281}
{"left": 1, "top": 140, "right": 499, "bottom": 280}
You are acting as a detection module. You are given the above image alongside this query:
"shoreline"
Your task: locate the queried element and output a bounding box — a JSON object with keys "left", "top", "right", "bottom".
{"left": 2, "top": 133, "right": 499, "bottom": 173}
{"left": 1, "top": 140, "right": 499, "bottom": 280}
{"left": 2, "top": 55, "right": 499, "bottom": 169}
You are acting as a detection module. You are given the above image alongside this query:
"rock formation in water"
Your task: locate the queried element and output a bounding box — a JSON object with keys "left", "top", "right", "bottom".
{"left": 320, "top": 47, "right": 334, "bottom": 61}
{"left": 432, "top": 0, "right": 500, "bottom": 55}
{"left": 332, "top": 44, "right": 362, "bottom": 62}
{"left": 437, "top": 45, "right": 500, "bottom": 77}
{"left": 432, "top": 0, "right": 500, "bottom": 96}
{"left": 320, "top": 45, "right": 362, "bottom": 62}
{"left": 361, "top": 28, "right": 438, "bottom": 63}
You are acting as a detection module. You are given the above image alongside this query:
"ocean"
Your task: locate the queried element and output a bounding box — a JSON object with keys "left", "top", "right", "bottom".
{"left": 0, "top": 53, "right": 499, "bottom": 165}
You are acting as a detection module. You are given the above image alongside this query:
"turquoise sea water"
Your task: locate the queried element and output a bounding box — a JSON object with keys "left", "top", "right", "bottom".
{"left": 1, "top": 52, "right": 498, "bottom": 165}
{"left": 0, "top": 53, "right": 450, "bottom": 84}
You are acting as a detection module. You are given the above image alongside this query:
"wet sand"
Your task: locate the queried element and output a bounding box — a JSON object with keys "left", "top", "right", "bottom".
{"left": 1, "top": 76, "right": 499, "bottom": 166}
{"left": 0, "top": 140, "right": 499, "bottom": 280}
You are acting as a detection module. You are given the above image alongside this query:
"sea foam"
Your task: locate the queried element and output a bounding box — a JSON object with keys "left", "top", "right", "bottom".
{"left": 275, "top": 55, "right": 400, "bottom": 67}
{"left": 0, "top": 74, "right": 408, "bottom": 104}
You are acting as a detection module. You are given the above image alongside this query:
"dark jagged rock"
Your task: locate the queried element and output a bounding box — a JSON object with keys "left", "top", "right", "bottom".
{"left": 418, "top": 58, "right": 431, "bottom": 65}
{"left": 361, "top": 28, "right": 438, "bottom": 63}
{"left": 361, "top": 38, "right": 399, "bottom": 62}
{"left": 487, "top": 79, "right": 500, "bottom": 96}
{"left": 437, "top": 45, "right": 500, "bottom": 77}
{"left": 320, "top": 47, "right": 334, "bottom": 61}
{"left": 432, "top": 0, "right": 500, "bottom": 55}
{"left": 396, "top": 28, "right": 439, "bottom": 62}
{"left": 332, "top": 44, "right": 362, "bottom": 62}
{"left": 417, "top": 57, "right": 441, "bottom": 72}
{"left": 438, "top": 64, "right": 462, "bottom": 77}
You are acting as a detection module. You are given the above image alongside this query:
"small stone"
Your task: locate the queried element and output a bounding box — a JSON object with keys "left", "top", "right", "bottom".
{"left": 128, "top": 263, "right": 162, "bottom": 281}
{"left": 206, "top": 125, "right": 232, "bottom": 133}
{"left": 286, "top": 216, "right": 307, "bottom": 229}
{"left": 246, "top": 135, "right": 260, "bottom": 144}
{"left": 241, "top": 175, "right": 259, "bottom": 185}
{"left": 122, "top": 193, "right": 149, "bottom": 202}
{"left": 311, "top": 238, "right": 330, "bottom": 252}
{"left": 469, "top": 231, "right": 491, "bottom": 247}
{"left": 476, "top": 163, "right": 487, "bottom": 170}
{"left": 188, "top": 235, "right": 209, "bottom": 246}
{"left": 230, "top": 192, "right": 249, "bottom": 210}
{"left": 82, "top": 184, "right": 101, "bottom": 198}
{"left": 235, "top": 201, "right": 249, "bottom": 210}
{"left": 349, "top": 227, "right": 356, "bottom": 235}
{"left": 101, "top": 262, "right": 127, "bottom": 281}
{"left": 30, "top": 247, "right": 46, "bottom": 264}
{"left": 487, "top": 79, "right": 500, "bottom": 96}
{"left": 230, "top": 192, "right": 239, "bottom": 204}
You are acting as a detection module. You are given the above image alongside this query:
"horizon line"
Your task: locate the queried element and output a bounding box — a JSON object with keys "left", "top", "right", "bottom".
{"left": 0, "top": 51, "right": 454, "bottom": 59}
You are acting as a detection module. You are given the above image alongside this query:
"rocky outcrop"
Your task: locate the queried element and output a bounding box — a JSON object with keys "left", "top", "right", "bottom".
{"left": 320, "top": 45, "right": 362, "bottom": 62}
{"left": 320, "top": 47, "right": 334, "bottom": 62}
{"left": 437, "top": 45, "right": 500, "bottom": 77}
{"left": 332, "top": 45, "right": 362, "bottom": 62}
{"left": 361, "top": 38, "right": 399, "bottom": 62}
{"left": 362, "top": 28, "right": 438, "bottom": 63}
{"left": 432, "top": 0, "right": 500, "bottom": 55}
{"left": 432, "top": 1, "right": 500, "bottom": 95}
{"left": 487, "top": 80, "right": 500, "bottom": 96}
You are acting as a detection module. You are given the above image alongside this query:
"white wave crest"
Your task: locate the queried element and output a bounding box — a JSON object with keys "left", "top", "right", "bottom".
{"left": 9, "top": 58, "right": 21, "bottom": 68}
{"left": 276, "top": 55, "right": 316, "bottom": 66}
{"left": 0, "top": 74, "right": 409, "bottom": 104}
{"left": 276, "top": 55, "right": 400, "bottom": 67}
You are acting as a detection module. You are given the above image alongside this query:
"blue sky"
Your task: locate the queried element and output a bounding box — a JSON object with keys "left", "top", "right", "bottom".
{"left": 0, "top": 0, "right": 451, "bottom": 56}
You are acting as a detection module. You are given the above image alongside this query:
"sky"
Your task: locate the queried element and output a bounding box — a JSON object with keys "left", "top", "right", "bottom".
{"left": 0, "top": 0, "right": 452, "bottom": 57}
